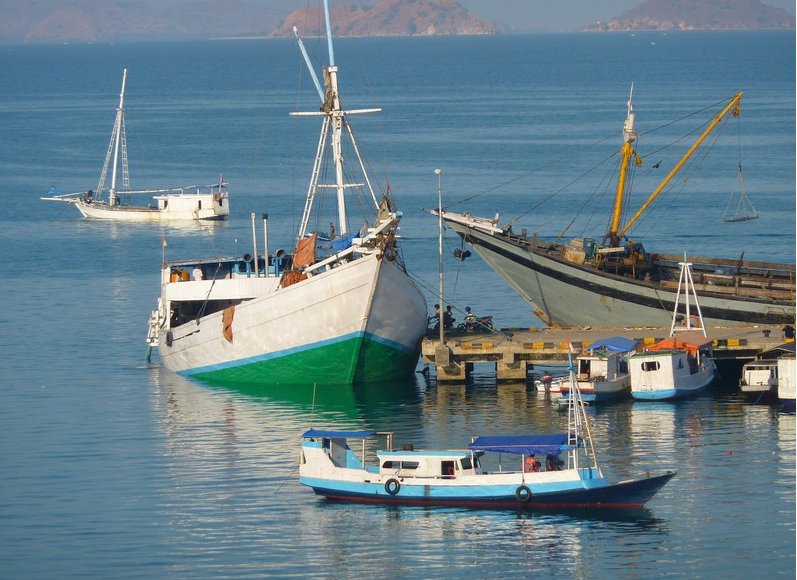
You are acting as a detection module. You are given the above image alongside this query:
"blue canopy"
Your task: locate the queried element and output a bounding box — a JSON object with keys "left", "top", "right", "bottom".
{"left": 302, "top": 429, "right": 376, "bottom": 439}
{"left": 586, "top": 336, "right": 638, "bottom": 352}
{"left": 468, "top": 434, "right": 571, "bottom": 456}
{"left": 331, "top": 233, "right": 356, "bottom": 252}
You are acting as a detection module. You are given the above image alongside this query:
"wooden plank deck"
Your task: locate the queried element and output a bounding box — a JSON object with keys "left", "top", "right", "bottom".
{"left": 421, "top": 324, "right": 793, "bottom": 382}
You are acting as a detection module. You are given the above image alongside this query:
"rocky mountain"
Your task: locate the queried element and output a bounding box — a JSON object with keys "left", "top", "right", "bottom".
{"left": 0, "top": 0, "right": 285, "bottom": 43}
{"left": 272, "top": 0, "right": 500, "bottom": 37}
{"left": 583, "top": 0, "right": 795, "bottom": 31}
{"left": 0, "top": 0, "right": 499, "bottom": 44}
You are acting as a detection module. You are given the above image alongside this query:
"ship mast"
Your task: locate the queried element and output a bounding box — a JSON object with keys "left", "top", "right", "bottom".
{"left": 618, "top": 92, "right": 743, "bottom": 239}
{"left": 292, "top": 0, "right": 381, "bottom": 242}
{"left": 97, "top": 68, "right": 130, "bottom": 206}
{"left": 606, "top": 84, "right": 639, "bottom": 247}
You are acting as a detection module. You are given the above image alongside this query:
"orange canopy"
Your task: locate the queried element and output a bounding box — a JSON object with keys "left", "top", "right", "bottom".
{"left": 647, "top": 331, "right": 712, "bottom": 357}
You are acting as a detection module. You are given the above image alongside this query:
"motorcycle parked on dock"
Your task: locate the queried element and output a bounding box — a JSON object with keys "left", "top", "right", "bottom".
{"left": 458, "top": 315, "right": 493, "bottom": 333}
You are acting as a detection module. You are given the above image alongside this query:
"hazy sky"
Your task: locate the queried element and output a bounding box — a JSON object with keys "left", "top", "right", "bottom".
{"left": 268, "top": 0, "right": 796, "bottom": 32}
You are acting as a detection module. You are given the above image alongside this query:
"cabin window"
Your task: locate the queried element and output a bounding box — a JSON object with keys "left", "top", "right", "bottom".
{"left": 441, "top": 460, "right": 456, "bottom": 476}
{"left": 460, "top": 457, "right": 473, "bottom": 470}
{"left": 382, "top": 460, "right": 419, "bottom": 470}
{"left": 198, "top": 200, "right": 202, "bottom": 210}
{"left": 678, "top": 359, "right": 684, "bottom": 369}
{"left": 642, "top": 361, "right": 660, "bottom": 372}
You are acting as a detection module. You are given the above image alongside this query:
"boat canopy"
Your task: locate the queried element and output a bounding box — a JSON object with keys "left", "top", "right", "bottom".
{"left": 586, "top": 336, "right": 638, "bottom": 352}
{"left": 468, "top": 434, "right": 571, "bottom": 456}
{"left": 648, "top": 332, "right": 713, "bottom": 357}
{"left": 302, "top": 429, "right": 376, "bottom": 439}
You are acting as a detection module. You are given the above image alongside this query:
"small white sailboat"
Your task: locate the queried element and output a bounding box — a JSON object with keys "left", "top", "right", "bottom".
{"left": 630, "top": 259, "right": 717, "bottom": 400}
{"left": 145, "top": 1, "right": 427, "bottom": 384}
{"left": 41, "top": 68, "right": 230, "bottom": 222}
{"left": 558, "top": 336, "right": 637, "bottom": 403}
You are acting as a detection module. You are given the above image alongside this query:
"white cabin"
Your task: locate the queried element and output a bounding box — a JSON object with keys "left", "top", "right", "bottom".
{"left": 777, "top": 354, "right": 796, "bottom": 404}
{"left": 740, "top": 359, "right": 778, "bottom": 393}
{"left": 377, "top": 450, "right": 482, "bottom": 479}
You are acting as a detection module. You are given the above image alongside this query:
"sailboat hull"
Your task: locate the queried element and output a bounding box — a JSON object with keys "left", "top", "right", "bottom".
{"left": 445, "top": 218, "right": 795, "bottom": 327}
{"left": 73, "top": 196, "right": 229, "bottom": 221}
{"left": 158, "top": 254, "right": 427, "bottom": 384}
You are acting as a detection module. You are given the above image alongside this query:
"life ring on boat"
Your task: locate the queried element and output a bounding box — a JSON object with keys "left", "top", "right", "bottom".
{"left": 165, "top": 330, "right": 173, "bottom": 347}
{"left": 515, "top": 485, "right": 532, "bottom": 503}
{"left": 384, "top": 478, "right": 401, "bottom": 495}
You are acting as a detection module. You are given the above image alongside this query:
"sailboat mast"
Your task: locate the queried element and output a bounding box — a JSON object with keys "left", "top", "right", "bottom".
{"left": 109, "top": 68, "right": 127, "bottom": 206}
{"left": 607, "top": 84, "right": 637, "bottom": 246}
{"left": 291, "top": 0, "right": 382, "bottom": 242}
{"left": 619, "top": 92, "right": 743, "bottom": 239}
{"left": 326, "top": 64, "right": 348, "bottom": 235}
{"left": 323, "top": 0, "right": 336, "bottom": 67}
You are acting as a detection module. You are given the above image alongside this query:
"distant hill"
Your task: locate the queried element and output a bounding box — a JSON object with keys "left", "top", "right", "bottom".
{"left": 0, "top": 0, "right": 285, "bottom": 43}
{"left": 272, "top": 0, "right": 500, "bottom": 37}
{"left": 0, "top": 0, "right": 499, "bottom": 44}
{"left": 582, "top": 0, "right": 795, "bottom": 31}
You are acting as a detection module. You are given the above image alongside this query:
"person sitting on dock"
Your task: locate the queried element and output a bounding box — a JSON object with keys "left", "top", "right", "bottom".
{"left": 524, "top": 455, "right": 541, "bottom": 473}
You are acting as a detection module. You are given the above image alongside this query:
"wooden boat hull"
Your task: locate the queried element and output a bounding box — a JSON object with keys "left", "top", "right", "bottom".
{"left": 73, "top": 196, "right": 229, "bottom": 221}
{"left": 443, "top": 215, "right": 795, "bottom": 327}
{"left": 630, "top": 351, "right": 716, "bottom": 400}
{"left": 560, "top": 377, "right": 631, "bottom": 402}
{"left": 302, "top": 471, "right": 676, "bottom": 509}
{"left": 158, "top": 253, "right": 427, "bottom": 384}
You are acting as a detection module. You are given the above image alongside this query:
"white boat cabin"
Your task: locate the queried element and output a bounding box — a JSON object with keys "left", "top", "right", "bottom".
{"left": 777, "top": 354, "right": 796, "bottom": 403}
{"left": 577, "top": 351, "right": 628, "bottom": 383}
{"left": 740, "top": 359, "right": 778, "bottom": 392}
{"left": 377, "top": 449, "right": 482, "bottom": 479}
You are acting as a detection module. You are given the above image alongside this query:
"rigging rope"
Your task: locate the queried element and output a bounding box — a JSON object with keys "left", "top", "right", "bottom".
{"left": 445, "top": 95, "right": 740, "bottom": 233}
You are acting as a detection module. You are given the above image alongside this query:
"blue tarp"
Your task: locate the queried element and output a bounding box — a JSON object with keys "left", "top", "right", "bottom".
{"left": 468, "top": 434, "right": 571, "bottom": 456}
{"left": 331, "top": 233, "right": 356, "bottom": 252}
{"left": 302, "top": 429, "right": 376, "bottom": 439}
{"left": 586, "top": 336, "right": 638, "bottom": 352}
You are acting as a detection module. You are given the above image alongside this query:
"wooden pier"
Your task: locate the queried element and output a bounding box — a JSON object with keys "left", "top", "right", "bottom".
{"left": 421, "top": 324, "right": 793, "bottom": 382}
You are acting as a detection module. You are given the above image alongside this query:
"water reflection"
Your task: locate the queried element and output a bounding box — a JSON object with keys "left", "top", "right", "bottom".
{"left": 294, "top": 499, "right": 668, "bottom": 576}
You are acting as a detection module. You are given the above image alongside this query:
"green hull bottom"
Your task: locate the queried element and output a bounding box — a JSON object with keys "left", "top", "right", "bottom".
{"left": 189, "top": 335, "right": 420, "bottom": 385}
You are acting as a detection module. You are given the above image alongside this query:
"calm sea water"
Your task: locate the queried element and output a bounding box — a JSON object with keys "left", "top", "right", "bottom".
{"left": 0, "top": 31, "right": 794, "bottom": 578}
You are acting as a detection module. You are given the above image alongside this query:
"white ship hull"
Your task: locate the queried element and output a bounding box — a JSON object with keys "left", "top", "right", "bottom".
{"left": 156, "top": 253, "right": 427, "bottom": 384}
{"left": 73, "top": 194, "right": 229, "bottom": 221}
